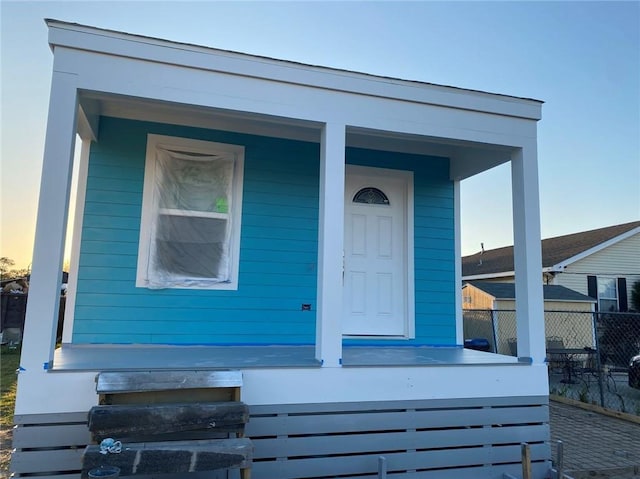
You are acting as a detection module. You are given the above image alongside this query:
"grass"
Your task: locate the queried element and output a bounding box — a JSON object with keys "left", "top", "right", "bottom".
{"left": 1, "top": 344, "right": 21, "bottom": 473}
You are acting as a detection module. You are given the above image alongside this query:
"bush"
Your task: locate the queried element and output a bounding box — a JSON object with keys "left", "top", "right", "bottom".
{"left": 597, "top": 312, "right": 640, "bottom": 367}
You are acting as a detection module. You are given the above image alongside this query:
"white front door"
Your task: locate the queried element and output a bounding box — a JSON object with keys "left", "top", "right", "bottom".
{"left": 343, "top": 166, "right": 410, "bottom": 336}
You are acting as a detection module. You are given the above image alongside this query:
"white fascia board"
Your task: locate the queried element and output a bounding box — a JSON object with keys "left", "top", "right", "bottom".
{"left": 14, "top": 370, "right": 99, "bottom": 414}
{"left": 242, "top": 364, "right": 549, "bottom": 405}
{"left": 46, "top": 20, "right": 542, "bottom": 121}
{"left": 550, "top": 228, "right": 640, "bottom": 271}
{"left": 14, "top": 363, "right": 548, "bottom": 413}
{"left": 462, "top": 271, "right": 515, "bottom": 281}
{"left": 54, "top": 48, "right": 538, "bottom": 150}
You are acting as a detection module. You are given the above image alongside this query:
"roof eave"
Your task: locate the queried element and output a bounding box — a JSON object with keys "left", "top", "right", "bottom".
{"left": 462, "top": 271, "right": 515, "bottom": 281}
{"left": 44, "top": 18, "right": 543, "bottom": 121}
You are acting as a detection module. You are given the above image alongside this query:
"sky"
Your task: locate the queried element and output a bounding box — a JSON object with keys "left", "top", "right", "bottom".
{"left": 1, "top": 0, "right": 639, "bottom": 270}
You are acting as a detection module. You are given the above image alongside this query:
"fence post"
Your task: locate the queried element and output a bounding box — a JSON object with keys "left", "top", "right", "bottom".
{"left": 491, "top": 310, "right": 499, "bottom": 353}
{"left": 592, "top": 311, "right": 605, "bottom": 408}
{"left": 556, "top": 440, "right": 564, "bottom": 479}
{"left": 378, "top": 456, "right": 387, "bottom": 479}
{"left": 521, "top": 442, "right": 532, "bottom": 479}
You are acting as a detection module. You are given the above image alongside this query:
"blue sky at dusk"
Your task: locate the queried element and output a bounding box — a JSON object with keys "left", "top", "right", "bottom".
{"left": 1, "top": 1, "right": 638, "bottom": 269}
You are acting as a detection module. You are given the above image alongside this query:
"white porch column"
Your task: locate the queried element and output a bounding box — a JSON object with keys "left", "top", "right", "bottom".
{"left": 316, "top": 122, "right": 346, "bottom": 367}
{"left": 511, "top": 143, "right": 545, "bottom": 363}
{"left": 19, "top": 70, "right": 78, "bottom": 372}
{"left": 454, "top": 180, "right": 463, "bottom": 345}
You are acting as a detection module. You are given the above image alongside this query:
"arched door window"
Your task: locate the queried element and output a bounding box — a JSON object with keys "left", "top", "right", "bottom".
{"left": 353, "top": 187, "right": 389, "bottom": 205}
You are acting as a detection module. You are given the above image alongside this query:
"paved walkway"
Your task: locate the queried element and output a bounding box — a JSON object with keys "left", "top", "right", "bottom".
{"left": 550, "top": 399, "right": 640, "bottom": 478}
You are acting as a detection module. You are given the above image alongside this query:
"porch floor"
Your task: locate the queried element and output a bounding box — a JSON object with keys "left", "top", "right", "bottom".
{"left": 51, "top": 344, "right": 522, "bottom": 371}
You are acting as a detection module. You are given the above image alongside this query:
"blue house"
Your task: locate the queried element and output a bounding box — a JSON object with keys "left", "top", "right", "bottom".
{"left": 13, "top": 20, "right": 550, "bottom": 478}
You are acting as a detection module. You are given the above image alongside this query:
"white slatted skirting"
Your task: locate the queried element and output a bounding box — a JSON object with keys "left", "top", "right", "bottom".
{"left": 11, "top": 396, "right": 550, "bottom": 478}
{"left": 11, "top": 412, "right": 90, "bottom": 479}
{"left": 246, "top": 397, "right": 550, "bottom": 479}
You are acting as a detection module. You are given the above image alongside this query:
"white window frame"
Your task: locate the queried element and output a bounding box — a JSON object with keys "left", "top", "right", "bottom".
{"left": 597, "top": 276, "right": 618, "bottom": 312}
{"left": 136, "top": 134, "right": 244, "bottom": 290}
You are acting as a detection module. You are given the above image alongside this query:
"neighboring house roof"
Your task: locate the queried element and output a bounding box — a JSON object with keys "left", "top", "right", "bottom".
{"left": 462, "top": 221, "right": 640, "bottom": 279}
{"left": 464, "top": 281, "right": 596, "bottom": 302}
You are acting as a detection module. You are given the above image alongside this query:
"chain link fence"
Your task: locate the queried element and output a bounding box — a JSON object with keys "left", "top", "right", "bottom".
{"left": 463, "top": 309, "right": 640, "bottom": 415}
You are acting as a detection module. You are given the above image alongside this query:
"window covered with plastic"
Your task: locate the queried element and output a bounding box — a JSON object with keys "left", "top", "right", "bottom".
{"left": 137, "top": 135, "right": 244, "bottom": 290}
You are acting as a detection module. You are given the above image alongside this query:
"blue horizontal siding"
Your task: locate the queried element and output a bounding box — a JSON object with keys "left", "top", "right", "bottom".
{"left": 73, "top": 333, "right": 313, "bottom": 345}
{"left": 77, "top": 297, "right": 313, "bottom": 323}
{"left": 84, "top": 163, "right": 144, "bottom": 178}
{"left": 415, "top": 247, "right": 456, "bottom": 260}
{"left": 80, "top": 242, "right": 138, "bottom": 256}
{"left": 241, "top": 225, "right": 316, "bottom": 241}
{"left": 85, "top": 177, "right": 142, "bottom": 193}
{"left": 74, "top": 117, "right": 320, "bottom": 345}
{"left": 81, "top": 228, "right": 141, "bottom": 243}
{"left": 84, "top": 202, "right": 141, "bottom": 218}
{"left": 411, "top": 216, "right": 452, "bottom": 230}
{"left": 242, "top": 214, "right": 317, "bottom": 230}
{"left": 414, "top": 205, "right": 454, "bottom": 219}
{"left": 79, "top": 253, "right": 138, "bottom": 269}
{"left": 243, "top": 190, "right": 317, "bottom": 207}
{"left": 414, "top": 226, "right": 455, "bottom": 240}
{"left": 85, "top": 190, "right": 141, "bottom": 206}
{"left": 78, "top": 267, "right": 136, "bottom": 281}
{"left": 239, "top": 249, "right": 317, "bottom": 264}
{"left": 241, "top": 203, "right": 317, "bottom": 220}
{"left": 73, "top": 117, "right": 456, "bottom": 346}
{"left": 415, "top": 269, "right": 456, "bottom": 282}
{"left": 82, "top": 214, "right": 141, "bottom": 230}
{"left": 74, "top": 318, "right": 314, "bottom": 335}
{"left": 74, "top": 287, "right": 315, "bottom": 308}
{"left": 415, "top": 258, "right": 455, "bottom": 272}
{"left": 245, "top": 179, "right": 317, "bottom": 196}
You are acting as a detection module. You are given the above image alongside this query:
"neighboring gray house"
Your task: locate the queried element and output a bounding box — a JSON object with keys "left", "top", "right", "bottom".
{"left": 462, "top": 221, "right": 640, "bottom": 312}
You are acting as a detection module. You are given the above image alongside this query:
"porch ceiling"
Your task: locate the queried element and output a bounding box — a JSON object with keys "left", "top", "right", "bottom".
{"left": 78, "top": 92, "right": 514, "bottom": 181}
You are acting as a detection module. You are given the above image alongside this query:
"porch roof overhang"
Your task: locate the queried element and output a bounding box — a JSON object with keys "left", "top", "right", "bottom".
{"left": 48, "top": 18, "right": 541, "bottom": 181}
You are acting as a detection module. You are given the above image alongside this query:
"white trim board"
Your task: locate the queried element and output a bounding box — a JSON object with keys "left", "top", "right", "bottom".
{"left": 62, "top": 138, "right": 90, "bottom": 343}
